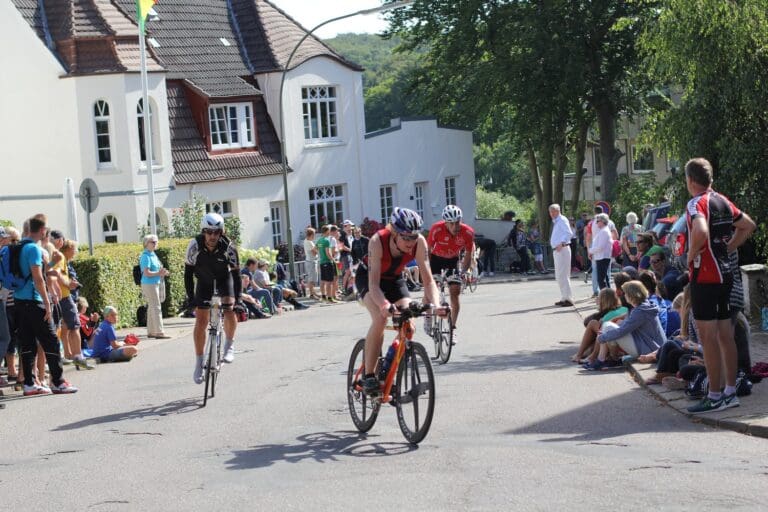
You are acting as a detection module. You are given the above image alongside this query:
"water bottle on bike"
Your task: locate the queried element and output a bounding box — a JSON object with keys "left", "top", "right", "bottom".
{"left": 379, "top": 339, "right": 400, "bottom": 380}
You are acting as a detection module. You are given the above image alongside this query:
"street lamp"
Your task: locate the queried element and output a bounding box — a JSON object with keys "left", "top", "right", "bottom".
{"left": 278, "top": 0, "right": 414, "bottom": 280}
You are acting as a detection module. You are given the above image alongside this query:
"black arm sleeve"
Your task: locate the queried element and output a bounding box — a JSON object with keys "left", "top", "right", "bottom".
{"left": 231, "top": 267, "right": 242, "bottom": 299}
{"left": 184, "top": 265, "right": 195, "bottom": 299}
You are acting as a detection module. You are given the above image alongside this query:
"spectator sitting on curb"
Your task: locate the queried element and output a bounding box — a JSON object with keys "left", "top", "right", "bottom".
{"left": 638, "top": 270, "right": 680, "bottom": 338}
{"left": 572, "top": 288, "right": 627, "bottom": 363}
{"left": 92, "top": 306, "right": 138, "bottom": 363}
{"left": 77, "top": 297, "right": 99, "bottom": 350}
{"left": 584, "top": 280, "right": 665, "bottom": 370}
{"left": 239, "top": 274, "right": 271, "bottom": 319}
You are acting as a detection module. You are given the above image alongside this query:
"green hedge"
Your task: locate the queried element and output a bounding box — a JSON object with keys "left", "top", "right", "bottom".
{"left": 72, "top": 239, "right": 190, "bottom": 329}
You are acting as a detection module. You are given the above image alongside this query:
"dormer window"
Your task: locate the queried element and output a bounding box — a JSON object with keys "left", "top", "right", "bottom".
{"left": 209, "top": 103, "right": 255, "bottom": 150}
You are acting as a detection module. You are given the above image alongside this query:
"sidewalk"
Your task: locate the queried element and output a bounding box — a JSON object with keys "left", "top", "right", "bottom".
{"left": 572, "top": 298, "right": 768, "bottom": 439}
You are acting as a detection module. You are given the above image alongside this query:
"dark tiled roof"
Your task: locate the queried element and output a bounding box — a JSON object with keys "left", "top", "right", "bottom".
{"left": 112, "top": 0, "right": 260, "bottom": 97}
{"left": 249, "top": 0, "right": 363, "bottom": 73}
{"left": 167, "top": 81, "right": 285, "bottom": 185}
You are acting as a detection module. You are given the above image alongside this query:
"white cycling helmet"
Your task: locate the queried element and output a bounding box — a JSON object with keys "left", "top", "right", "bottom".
{"left": 390, "top": 207, "right": 423, "bottom": 234}
{"left": 442, "top": 205, "right": 462, "bottom": 222}
{"left": 201, "top": 212, "right": 225, "bottom": 231}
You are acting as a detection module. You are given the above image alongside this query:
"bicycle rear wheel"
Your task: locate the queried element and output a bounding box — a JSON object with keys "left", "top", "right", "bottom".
{"left": 395, "top": 342, "right": 435, "bottom": 444}
{"left": 436, "top": 316, "right": 453, "bottom": 364}
{"left": 347, "top": 338, "right": 380, "bottom": 432}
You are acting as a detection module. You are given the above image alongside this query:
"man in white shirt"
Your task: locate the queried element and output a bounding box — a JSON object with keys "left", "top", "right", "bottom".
{"left": 549, "top": 204, "right": 574, "bottom": 306}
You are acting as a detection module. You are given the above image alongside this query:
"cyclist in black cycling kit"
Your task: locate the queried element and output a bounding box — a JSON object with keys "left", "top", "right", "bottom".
{"left": 185, "top": 213, "right": 242, "bottom": 384}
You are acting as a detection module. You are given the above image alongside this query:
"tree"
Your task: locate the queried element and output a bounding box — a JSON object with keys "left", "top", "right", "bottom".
{"left": 641, "top": 0, "right": 768, "bottom": 255}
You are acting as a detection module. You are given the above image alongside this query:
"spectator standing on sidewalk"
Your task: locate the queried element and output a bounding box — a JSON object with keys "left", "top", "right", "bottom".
{"left": 58, "top": 240, "right": 94, "bottom": 369}
{"left": 476, "top": 236, "right": 497, "bottom": 276}
{"left": 549, "top": 204, "right": 573, "bottom": 307}
{"left": 15, "top": 216, "right": 78, "bottom": 395}
{"left": 140, "top": 234, "right": 171, "bottom": 339}
{"left": 683, "top": 157, "right": 755, "bottom": 414}
{"left": 303, "top": 228, "right": 320, "bottom": 300}
{"left": 589, "top": 213, "right": 613, "bottom": 290}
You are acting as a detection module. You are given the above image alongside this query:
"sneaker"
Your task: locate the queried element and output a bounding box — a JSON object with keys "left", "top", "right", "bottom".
{"left": 23, "top": 383, "right": 52, "bottom": 396}
{"left": 60, "top": 357, "right": 73, "bottom": 365}
{"left": 722, "top": 392, "right": 740, "bottom": 409}
{"left": 450, "top": 329, "right": 457, "bottom": 346}
{"left": 584, "top": 359, "right": 605, "bottom": 371}
{"left": 362, "top": 376, "right": 380, "bottom": 396}
{"left": 687, "top": 396, "right": 726, "bottom": 414}
{"left": 423, "top": 315, "right": 433, "bottom": 336}
{"left": 51, "top": 380, "right": 78, "bottom": 394}
{"left": 193, "top": 359, "right": 204, "bottom": 384}
{"left": 662, "top": 376, "right": 687, "bottom": 390}
{"left": 223, "top": 341, "right": 235, "bottom": 363}
{"left": 73, "top": 357, "right": 95, "bottom": 370}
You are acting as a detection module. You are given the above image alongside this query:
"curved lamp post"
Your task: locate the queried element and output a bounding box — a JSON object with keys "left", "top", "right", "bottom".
{"left": 278, "top": 1, "right": 414, "bottom": 280}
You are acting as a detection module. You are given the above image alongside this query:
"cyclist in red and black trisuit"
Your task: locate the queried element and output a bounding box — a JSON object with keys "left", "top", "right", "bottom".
{"left": 426, "top": 205, "right": 475, "bottom": 342}
{"left": 355, "top": 208, "right": 441, "bottom": 395}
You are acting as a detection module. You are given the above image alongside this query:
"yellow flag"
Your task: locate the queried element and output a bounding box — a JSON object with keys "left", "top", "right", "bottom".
{"left": 136, "top": 0, "right": 157, "bottom": 31}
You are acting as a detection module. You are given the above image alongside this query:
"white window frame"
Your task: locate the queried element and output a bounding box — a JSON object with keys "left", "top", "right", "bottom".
{"left": 137, "top": 98, "right": 159, "bottom": 165}
{"left": 414, "top": 182, "right": 427, "bottom": 219}
{"left": 205, "top": 200, "right": 233, "bottom": 218}
{"left": 308, "top": 185, "right": 345, "bottom": 228}
{"left": 94, "top": 100, "right": 113, "bottom": 168}
{"left": 208, "top": 102, "right": 255, "bottom": 150}
{"left": 270, "top": 204, "right": 283, "bottom": 247}
{"left": 302, "top": 85, "right": 339, "bottom": 143}
{"left": 380, "top": 185, "right": 395, "bottom": 225}
{"left": 631, "top": 145, "right": 655, "bottom": 174}
{"left": 592, "top": 147, "right": 602, "bottom": 176}
{"left": 444, "top": 177, "right": 457, "bottom": 207}
{"left": 102, "top": 214, "right": 119, "bottom": 243}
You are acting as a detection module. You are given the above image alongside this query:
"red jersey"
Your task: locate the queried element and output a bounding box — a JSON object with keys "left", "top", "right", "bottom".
{"left": 685, "top": 189, "right": 742, "bottom": 284}
{"left": 427, "top": 220, "right": 475, "bottom": 259}
{"left": 362, "top": 228, "right": 417, "bottom": 280}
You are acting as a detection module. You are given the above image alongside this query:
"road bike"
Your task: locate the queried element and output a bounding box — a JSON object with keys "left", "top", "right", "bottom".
{"left": 428, "top": 269, "right": 454, "bottom": 364}
{"left": 202, "top": 295, "right": 224, "bottom": 407}
{"left": 347, "top": 302, "right": 438, "bottom": 444}
{"left": 460, "top": 266, "right": 479, "bottom": 294}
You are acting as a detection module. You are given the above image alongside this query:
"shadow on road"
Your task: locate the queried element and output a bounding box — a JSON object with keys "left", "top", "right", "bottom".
{"left": 435, "top": 347, "right": 576, "bottom": 375}
{"left": 52, "top": 398, "right": 201, "bottom": 431}
{"left": 225, "top": 431, "right": 417, "bottom": 470}
{"left": 487, "top": 304, "right": 565, "bottom": 316}
{"left": 504, "top": 388, "right": 701, "bottom": 442}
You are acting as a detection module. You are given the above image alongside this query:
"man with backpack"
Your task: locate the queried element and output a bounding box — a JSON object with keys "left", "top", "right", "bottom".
{"left": 11, "top": 216, "right": 78, "bottom": 395}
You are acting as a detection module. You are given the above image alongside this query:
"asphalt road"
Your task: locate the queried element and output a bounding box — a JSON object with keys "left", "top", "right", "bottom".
{"left": 3, "top": 279, "right": 768, "bottom": 511}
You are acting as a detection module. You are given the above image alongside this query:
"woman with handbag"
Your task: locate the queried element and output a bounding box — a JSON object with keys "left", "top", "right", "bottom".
{"left": 140, "top": 234, "right": 170, "bottom": 339}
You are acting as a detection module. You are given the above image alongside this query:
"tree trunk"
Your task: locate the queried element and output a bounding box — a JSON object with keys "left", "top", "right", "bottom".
{"left": 595, "top": 100, "right": 623, "bottom": 202}
{"left": 553, "top": 127, "right": 568, "bottom": 210}
{"left": 569, "top": 120, "right": 589, "bottom": 216}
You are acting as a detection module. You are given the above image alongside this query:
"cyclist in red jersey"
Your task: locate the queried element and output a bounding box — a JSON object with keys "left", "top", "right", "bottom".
{"left": 684, "top": 158, "right": 755, "bottom": 414}
{"left": 355, "top": 208, "right": 441, "bottom": 395}
{"left": 427, "top": 205, "right": 475, "bottom": 341}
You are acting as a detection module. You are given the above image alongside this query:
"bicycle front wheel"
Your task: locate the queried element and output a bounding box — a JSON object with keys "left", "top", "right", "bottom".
{"left": 436, "top": 316, "right": 453, "bottom": 364}
{"left": 468, "top": 274, "right": 478, "bottom": 293}
{"left": 395, "top": 341, "right": 436, "bottom": 444}
{"left": 347, "top": 338, "right": 380, "bottom": 432}
{"left": 202, "top": 331, "right": 218, "bottom": 406}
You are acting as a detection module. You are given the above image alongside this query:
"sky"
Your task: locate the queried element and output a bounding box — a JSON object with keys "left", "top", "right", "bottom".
{"left": 270, "top": 0, "right": 392, "bottom": 39}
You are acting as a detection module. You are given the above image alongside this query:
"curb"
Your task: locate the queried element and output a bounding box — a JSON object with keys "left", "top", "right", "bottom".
{"left": 572, "top": 299, "right": 768, "bottom": 440}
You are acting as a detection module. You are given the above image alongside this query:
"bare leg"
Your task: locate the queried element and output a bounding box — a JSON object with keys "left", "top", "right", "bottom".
{"left": 572, "top": 320, "right": 599, "bottom": 361}
{"left": 696, "top": 319, "right": 722, "bottom": 395}
{"left": 717, "top": 318, "right": 738, "bottom": 388}
{"left": 362, "top": 293, "right": 388, "bottom": 375}
{"left": 193, "top": 308, "right": 209, "bottom": 356}
{"left": 449, "top": 283, "right": 461, "bottom": 327}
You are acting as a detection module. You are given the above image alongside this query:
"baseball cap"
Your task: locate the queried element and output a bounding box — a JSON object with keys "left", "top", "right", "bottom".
{"left": 342, "top": 219, "right": 354, "bottom": 227}
{"left": 0, "top": 227, "right": 8, "bottom": 239}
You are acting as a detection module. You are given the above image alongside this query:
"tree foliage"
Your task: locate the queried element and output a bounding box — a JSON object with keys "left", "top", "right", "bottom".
{"left": 640, "top": 0, "right": 768, "bottom": 255}
{"left": 475, "top": 186, "right": 534, "bottom": 222}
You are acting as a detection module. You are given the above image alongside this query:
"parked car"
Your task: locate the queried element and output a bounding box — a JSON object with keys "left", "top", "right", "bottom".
{"left": 651, "top": 215, "right": 678, "bottom": 246}
{"left": 642, "top": 202, "right": 671, "bottom": 231}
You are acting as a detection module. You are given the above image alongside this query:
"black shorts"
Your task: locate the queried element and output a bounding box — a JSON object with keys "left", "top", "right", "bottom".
{"left": 690, "top": 281, "right": 731, "bottom": 321}
{"left": 429, "top": 254, "right": 461, "bottom": 284}
{"left": 194, "top": 271, "right": 235, "bottom": 309}
{"left": 355, "top": 270, "right": 410, "bottom": 303}
{"left": 319, "top": 262, "right": 336, "bottom": 282}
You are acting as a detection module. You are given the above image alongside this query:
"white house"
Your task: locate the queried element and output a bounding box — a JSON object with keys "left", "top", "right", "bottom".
{"left": 2, "top": 0, "right": 476, "bottom": 249}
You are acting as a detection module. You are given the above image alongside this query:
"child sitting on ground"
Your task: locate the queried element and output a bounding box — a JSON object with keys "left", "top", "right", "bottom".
{"left": 572, "top": 288, "right": 627, "bottom": 363}
{"left": 77, "top": 297, "right": 100, "bottom": 350}
{"left": 584, "top": 280, "right": 665, "bottom": 371}
{"left": 92, "top": 306, "right": 138, "bottom": 363}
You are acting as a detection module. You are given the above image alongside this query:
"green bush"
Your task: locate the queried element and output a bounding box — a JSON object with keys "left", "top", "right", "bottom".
{"left": 72, "top": 239, "right": 190, "bottom": 329}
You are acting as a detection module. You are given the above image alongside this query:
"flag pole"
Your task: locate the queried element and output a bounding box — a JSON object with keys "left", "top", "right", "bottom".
{"left": 138, "top": 13, "right": 157, "bottom": 234}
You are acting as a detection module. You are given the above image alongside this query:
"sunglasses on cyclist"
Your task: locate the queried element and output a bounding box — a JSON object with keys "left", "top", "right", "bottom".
{"left": 203, "top": 229, "right": 222, "bottom": 235}
{"left": 398, "top": 233, "right": 419, "bottom": 242}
